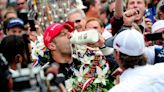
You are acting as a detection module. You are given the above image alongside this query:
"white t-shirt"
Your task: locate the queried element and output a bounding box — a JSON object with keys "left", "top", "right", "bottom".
{"left": 144, "top": 45, "right": 163, "bottom": 64}
{"left": 109, "top": 63, "right": 164, "bottom": 92}
{"left": 102, "top": 28, "right": 112, "bottom": 40}
{"left": 144, "top": 46, "right": 155, "bottom": 64}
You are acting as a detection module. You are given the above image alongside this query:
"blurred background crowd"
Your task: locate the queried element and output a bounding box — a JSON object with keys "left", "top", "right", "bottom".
{"left": 0, "top": 0, "right": 164, "bottom": 92}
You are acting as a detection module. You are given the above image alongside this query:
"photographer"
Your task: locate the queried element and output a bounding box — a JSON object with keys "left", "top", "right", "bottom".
{"left": 144, "top": 20, "right": 164, "bottom": 64}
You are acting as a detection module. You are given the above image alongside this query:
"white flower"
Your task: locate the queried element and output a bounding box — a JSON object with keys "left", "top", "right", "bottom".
{"left": 93, "top": 65, "right": 109, "bottom": 85}
{"left": 74, "top": 64, "right": 89, "bottom": 82}
{"left": 100, "top": 58, "right": 106, "bottom": 67}
{"left": 75, "top": 0, "right": 87, "bottom": 9}
{"left": 31, "top": 39, "right": 46, "bottom": 61}
{"left": 31, "top": 46, "right": 38, "bottom": 60}
{"left": 80, "top": 55, "right": 94, "bottom": 64}
{"left": 65, "top": 78, "right": 76, "bottom": 91}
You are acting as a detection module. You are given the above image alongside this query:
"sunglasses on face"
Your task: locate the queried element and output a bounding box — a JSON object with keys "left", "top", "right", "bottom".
{"left": 74, "top": 19, "right": 81, "bottom": 23}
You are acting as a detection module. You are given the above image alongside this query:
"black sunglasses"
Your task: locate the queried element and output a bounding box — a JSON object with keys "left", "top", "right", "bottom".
{"left": 74, "top": 19, "right": 81, "bottom": 23}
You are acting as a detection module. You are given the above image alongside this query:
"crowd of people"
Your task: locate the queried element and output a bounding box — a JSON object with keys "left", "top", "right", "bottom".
{"left": 0, "top": 0, "right": 164, "bottom": 92}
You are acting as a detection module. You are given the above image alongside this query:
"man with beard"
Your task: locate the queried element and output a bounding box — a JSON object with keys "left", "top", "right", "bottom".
{"left": 43, "top": 21, "right": 81, "bottom": 91}
{"left": 108, "top": 28, "right": 164, "bottom": 92}
{"left": 144, "top": 20, "right": 164, "bottom": 64}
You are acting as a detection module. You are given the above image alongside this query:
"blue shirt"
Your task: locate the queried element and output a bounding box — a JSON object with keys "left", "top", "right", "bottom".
{"left": 155, "top": 46, "right": 164, "bottom": 63}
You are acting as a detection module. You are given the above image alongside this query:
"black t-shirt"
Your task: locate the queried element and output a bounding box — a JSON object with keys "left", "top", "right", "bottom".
{"left": 155, "top": 46, "right": 164, "bottom": 64}
{"left": 58, "top": 58, "right": 81, "bottom": 79}
{"left": 49, "top": 58, "right": 81, "bottom": 86}
{"left": 50, "top": 58, "right": 81, "bottom": 79}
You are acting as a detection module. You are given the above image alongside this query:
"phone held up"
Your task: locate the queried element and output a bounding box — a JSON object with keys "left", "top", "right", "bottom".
{"left": 144, "top": 9, "right": 154, "bottom": 23}
{"left": 28, "top": 20, "right": 36, "bottom": 31}
{"left": 145, "top": 32, "right": 163, "bottom": 41}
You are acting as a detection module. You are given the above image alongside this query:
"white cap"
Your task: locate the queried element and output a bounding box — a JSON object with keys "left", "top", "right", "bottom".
{"left": 113, "top": 29, "right": 145, "bottom": 56}
{"left": 152, "top": 20, "right": 164, "bottom": 33}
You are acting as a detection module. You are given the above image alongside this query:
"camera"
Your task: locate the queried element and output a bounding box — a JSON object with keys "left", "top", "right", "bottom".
{"left": 11, "top": 65, "right": 47, "bottom": 92}
{"left": 17, "top": 10, "right": 28, "bottom": 25}
{"left": 28, "top": 20, "right": 37, "bottom": 31}
{"left": 145, "top": 32, "right": 163, "bottom": 41}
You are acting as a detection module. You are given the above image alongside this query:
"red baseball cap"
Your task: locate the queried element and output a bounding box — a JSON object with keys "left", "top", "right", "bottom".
{"left": 43, "top": 21, "right": 74, "bottom": 48}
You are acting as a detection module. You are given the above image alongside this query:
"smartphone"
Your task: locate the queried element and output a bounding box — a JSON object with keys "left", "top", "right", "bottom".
{"left": 144, "top": 9, "right": 154, "bottom": 23}
{"left": 28, "top": 20, "right": 36, "bottom": 31}
{"left": 17, "top": 12, "right": 28, "bottom": 25}
{"left": 145, "top": 32, "right": 163, "bottom": 41}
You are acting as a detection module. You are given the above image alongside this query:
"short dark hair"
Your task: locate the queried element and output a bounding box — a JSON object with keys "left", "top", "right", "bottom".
{"left": 82, "top": 0, "right": 96, "bottom": 13}
{"left": 0, "top": 35, "right": 26, "bottom": 65}
{"left": 119, "top": 52, "right": 147, "bottom": 69}
{"left": 21, "top": 33, "right": 31, "bottom": 67}
{"left": 159, "top": 5, "right": 164, "bottom": 12}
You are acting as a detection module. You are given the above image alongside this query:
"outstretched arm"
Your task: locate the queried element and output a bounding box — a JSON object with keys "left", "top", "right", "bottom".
{"left": 115, "top": 0, "right": 124, "bottom": 18}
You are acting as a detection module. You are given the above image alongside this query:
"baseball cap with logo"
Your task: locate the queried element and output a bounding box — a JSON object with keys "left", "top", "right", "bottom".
{"left": 43, "top": 21, "right": 74, "bottom": 48}
{"left": 113, "top": 29, "right": 145, "bottom": 56}
{"left": 7, "top": 18, "right": 25, "bottom": 29}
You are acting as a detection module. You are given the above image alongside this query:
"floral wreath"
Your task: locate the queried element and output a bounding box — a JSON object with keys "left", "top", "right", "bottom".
{"left": 31, "top": 38, "right": 50, "bottom": 67}
{"left": 66, "top": 47, "right": 114, "bottom": 92}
